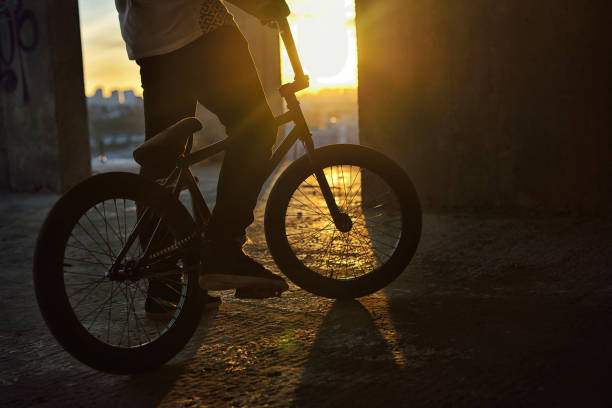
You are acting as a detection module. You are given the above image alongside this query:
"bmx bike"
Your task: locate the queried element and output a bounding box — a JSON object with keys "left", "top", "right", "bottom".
{"left": 33, "top": 19, "right": 421, "bottom": 374}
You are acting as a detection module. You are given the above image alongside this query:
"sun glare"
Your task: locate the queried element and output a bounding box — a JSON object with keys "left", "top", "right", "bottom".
{"left": 282, "top": 0, "right": 357, "bottom": 92}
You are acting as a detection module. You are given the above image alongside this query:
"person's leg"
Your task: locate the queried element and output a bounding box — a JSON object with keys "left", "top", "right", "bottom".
{"left": 138, "top": 47, "right": 198, "bottom": 181}
{"left": 137, "top": 41, "right": 222, "bottom": 315}
{"left": 190, "top": 25, "right": 277, "bottom": 242}
{"left": 137, "top": 42, "right": 197, "bottom": 254}
{"left": 185, "top": 26, "right": 287, "bottom": 294}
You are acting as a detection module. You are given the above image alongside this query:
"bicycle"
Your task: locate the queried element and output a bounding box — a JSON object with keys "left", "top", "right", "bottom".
{"left": 33, "top": 19, "right": 422, "bottom": 374}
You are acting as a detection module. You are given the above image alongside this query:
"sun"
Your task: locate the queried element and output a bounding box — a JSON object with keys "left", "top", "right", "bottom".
{"left": 282, "top": 0, "right": 357, "bottom": 92}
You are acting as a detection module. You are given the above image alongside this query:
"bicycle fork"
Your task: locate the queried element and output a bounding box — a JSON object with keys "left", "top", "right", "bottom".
{"left": 284, "top": 92, "right": 353, "bottom": 233}
{"left": 275, "top": 18, "right": 353, "bottom": 233}
{"left": 306, "top": 140, "right": 353, "bottom": 233}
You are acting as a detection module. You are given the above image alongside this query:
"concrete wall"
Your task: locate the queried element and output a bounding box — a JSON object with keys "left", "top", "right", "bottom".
{"left": 355, "top": 0, "right": 612, "bottom": 212}
{"left": 0, "top": 0, "right": 90, "bottom": 192}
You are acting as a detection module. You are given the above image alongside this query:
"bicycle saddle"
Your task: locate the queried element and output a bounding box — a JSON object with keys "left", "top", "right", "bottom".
{"left": 133, "top": 117, "right": 202, "bottom": 169}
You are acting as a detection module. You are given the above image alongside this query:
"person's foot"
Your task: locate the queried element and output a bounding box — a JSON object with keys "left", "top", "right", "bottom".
{"left": 145, "top": 281, "right": 221, "bottom": 320}
{"left": 199, "top": 240, "right": 288, "bottom": 294}
{"left": 201, "top": 291, "right": 222, "bottom": 310}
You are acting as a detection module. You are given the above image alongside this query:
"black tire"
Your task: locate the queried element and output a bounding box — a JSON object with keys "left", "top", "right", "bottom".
{"left": 33, "top": 172, "right": 202, "bottom": 374}
{"left": 265, "top": 144, "right": 421, "bottom": 299}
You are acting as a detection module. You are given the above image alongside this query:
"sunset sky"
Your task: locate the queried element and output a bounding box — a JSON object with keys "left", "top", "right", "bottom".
{"left": 78, "top": 0, "right": 357, "bottom": 97}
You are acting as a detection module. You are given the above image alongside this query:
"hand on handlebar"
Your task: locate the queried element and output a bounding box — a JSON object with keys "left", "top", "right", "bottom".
{"left": 258, "top": 0, "right": 290, "bottom": 27}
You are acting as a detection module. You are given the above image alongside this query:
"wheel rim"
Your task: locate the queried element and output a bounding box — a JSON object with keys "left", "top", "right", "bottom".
{"left": 62, "top": 198, "right": 190, "bottom": 349}
{"left": 284, "top": 164, "right": 403, "bottom": 281}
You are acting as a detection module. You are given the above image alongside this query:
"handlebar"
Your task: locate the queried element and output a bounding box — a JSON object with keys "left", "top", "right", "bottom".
{"left": 276, "top": 18, "right": 309, "bottom": 95}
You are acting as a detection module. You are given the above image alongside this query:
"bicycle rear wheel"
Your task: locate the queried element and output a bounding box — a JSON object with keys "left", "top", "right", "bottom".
{"left": 265, "top": 144, "right": 421, "bottom": 299}
{"left": 33, "top": 172, "right": 202, "bottom": 374}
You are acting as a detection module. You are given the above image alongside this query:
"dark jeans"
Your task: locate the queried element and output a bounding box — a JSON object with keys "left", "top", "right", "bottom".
{"left": 137, "top": 25, "right": 276, "bottom": 242}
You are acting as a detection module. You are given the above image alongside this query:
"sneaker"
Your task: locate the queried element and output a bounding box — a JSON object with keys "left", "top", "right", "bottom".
{"left": 145, "top": 281, "right": 221, "bottom": 320}
{"left": 199, "top": 240, "right": 289, "bottom": 294}
{"left": 202, "top": 291, "right": 222, "bottom": 310}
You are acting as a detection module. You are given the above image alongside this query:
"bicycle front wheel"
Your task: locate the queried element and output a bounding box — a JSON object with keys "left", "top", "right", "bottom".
{"left": 33, "top": 172, "right": 202, "bottom": 374}
{"left": 265, "top": 144, "right": 421, "bottom": 299}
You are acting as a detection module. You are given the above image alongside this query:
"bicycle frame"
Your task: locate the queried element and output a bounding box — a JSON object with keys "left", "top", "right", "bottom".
{"left": 170, "top": 19, "right": 345, "bottom": 226}
{"left": 110, "top": 18, "right": 348, "bottom": 275}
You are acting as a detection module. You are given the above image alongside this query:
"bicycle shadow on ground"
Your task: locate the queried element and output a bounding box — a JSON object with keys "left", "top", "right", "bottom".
{"left": 0, "top": 309, "right": 220, "bottom": 408}
{"left": 293, "top": 299, "right": 405, "bottom": 408}
{"left": 102, "top": 309, "right": 219, "bottom": 407}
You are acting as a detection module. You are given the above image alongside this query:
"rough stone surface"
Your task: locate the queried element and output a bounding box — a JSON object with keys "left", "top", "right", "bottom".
{"left": 1, "top": 163, "right": 611, "bottom": 407}
{"left": 355, "top": 0, "right": 612, "bottom": 212}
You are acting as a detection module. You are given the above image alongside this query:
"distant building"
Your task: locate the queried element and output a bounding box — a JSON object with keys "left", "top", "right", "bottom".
{"left": 109, "top": 90, "right": 120, "bottom": 105}
{"left": 123, "top": 90, "right": 143, "bottom": 106}
{"left": 88, "top": 88, "right": 106, "bottom": 106}
{"left": 87, "top": 88, "right": 143, "bottom": 108}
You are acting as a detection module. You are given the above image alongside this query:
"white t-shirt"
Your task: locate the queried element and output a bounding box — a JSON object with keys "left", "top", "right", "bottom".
{"left": 115, "top": 0, "right": 235, "bottom": 60}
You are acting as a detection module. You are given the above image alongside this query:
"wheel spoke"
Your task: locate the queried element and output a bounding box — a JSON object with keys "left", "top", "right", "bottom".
{"left": 339, "top": 165, "right": 349, "bottom": 209}
{"left": 352, "top": 220, "right": 401, "bottom": 242}
{"left": 93, "top": 203, "right": 126, "bottom": 251}
{"left": 63, "top": 270, "right": 104, "bottom": 278}
{"left": 70, "top": 227, "right": 113, "bottom": 264}
{"left": 130, "top": 280, "right": 165, "bottom": 336}
{"left": 122, "top": 199, "right": 129, "bottom": 242}
{"left": 67, "top": 243, "right": 112, "bottom": 259}
{"left": 113, "top": 199, "right": 125, "bottom": 246}
{"left": 107, "top": 281, "right": 114, "bottom": 343}
{"left": 343, "top": 166, "right": 362, "bottom": 211}
{"left": 125, "top": 281, "right": 148, "bottom": 346}
{"left": 292, "top": 188, "right": 333, "bottom": 221}
{"left": 83, "top": 210, "right": 116, "bottom": 258}
{"left": 83, "top": 283, "right": 122, "bottom": 331}
{"left": 286, "top": 219, "right": 335, "bottom": 239}
{"left": 69, "top": 277, "right": 108, "bottom": 310}
{"left": 63, "top": 197, "right": 193, "bottom": 349}
{"left": 352, "top": 227, "right": 399, "bottom": 251}
{"left": 282, "top": 161, "right": 409, "bottom": 282}
{"left": 350, "top": 227, "right": 392, "bottom": 263}
{"left": 64, "top": 256, "right": 110, "bottom": 268}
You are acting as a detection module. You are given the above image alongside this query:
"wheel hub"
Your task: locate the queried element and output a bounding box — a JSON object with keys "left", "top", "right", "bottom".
{"left": 335, "top": 212, "right": 353, "bottom": 233}
{"left": 107, "top": 260, "right": 139, "bottom": 282}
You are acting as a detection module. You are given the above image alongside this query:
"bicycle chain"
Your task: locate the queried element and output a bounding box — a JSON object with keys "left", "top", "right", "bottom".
{"left": 146, "top": 232, "right": 200, "bottom": 263}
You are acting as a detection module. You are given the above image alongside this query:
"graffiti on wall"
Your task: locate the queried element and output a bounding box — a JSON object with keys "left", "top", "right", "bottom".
{"left": 0, "top": 0, "right": 39, "bottom": 104}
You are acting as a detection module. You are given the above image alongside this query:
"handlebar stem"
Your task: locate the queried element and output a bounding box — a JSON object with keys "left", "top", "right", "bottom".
{"left": 277, "top": 18, "right": 309, "bottom": 95}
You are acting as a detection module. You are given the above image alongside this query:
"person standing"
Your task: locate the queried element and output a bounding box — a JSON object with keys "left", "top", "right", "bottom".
{"left": 114, "top": 0, "right": 291, "bottom": 317}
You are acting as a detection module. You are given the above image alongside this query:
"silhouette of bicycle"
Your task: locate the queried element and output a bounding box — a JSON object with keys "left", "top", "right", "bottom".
{"left": 33, "top": 18, "right": 421, "bottom": 374}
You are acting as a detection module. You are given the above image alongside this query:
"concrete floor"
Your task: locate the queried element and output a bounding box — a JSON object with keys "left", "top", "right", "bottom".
{"left": 0, "top": 163, "right": 611, "bottom": 407}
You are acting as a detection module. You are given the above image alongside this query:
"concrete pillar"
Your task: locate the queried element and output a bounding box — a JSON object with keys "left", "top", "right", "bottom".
{"left": 355, "top": 0, "right": 612, "bottom": 212}
{"left": 0, "top": 0, "right": 90, "bottom": 192}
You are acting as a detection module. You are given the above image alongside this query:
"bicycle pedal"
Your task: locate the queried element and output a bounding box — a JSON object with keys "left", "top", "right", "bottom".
{"left": 156, "top": 175, "right": 199, "bottom": 191}
{"left": 235, "top": 286, "right": 283, "bottom": 299}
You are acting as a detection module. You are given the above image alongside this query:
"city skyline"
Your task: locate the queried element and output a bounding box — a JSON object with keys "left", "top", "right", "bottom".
{"left": 87, "top": 87, "right": 143, "bottom": 105}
